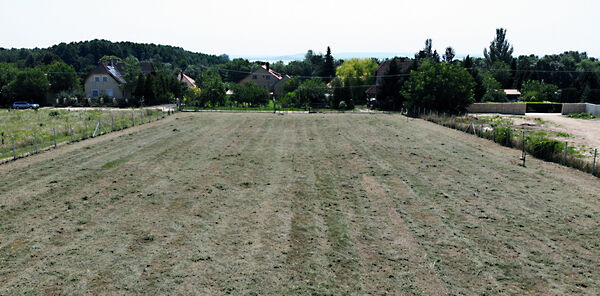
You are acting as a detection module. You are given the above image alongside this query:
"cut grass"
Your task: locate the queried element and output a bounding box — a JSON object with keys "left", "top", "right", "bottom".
{"left": 1, "top": 113, "right": 599, "bottom": 294}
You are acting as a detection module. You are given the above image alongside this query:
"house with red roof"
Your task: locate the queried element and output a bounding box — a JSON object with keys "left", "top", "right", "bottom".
{"left": 239, "top": 63, "right": 290, "bottom": 96}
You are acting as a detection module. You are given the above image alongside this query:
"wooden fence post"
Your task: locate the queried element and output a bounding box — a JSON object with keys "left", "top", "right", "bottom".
{"left": 53, "top": 128, "right": 57, "bottom": 148}
{"left": 521, "top": 131, "right": 526, "bottom": 167}
{"left": 111, "top": 116, "right": 115, "bottom": 131}
{"left": 593, "top": 148, "right": 598, "bottom": 175}
{"left": 84, "top": 120, "right": 88, "bottom": 139}
{"left": 34, "top": 133, "right": 38, "bottom": 154}
{"left": 563, "top": 141, "right": 568, "bottom": 165}
{"left": 132, "top": 112, "right": 135, "bottom": 127}
{"left": 12, "top": 136, "right": 16, "bottom": 160}
{"left": 493, "top": 128, "right": 496, "bottom": 143}
{"left": 70, "top": 124, "right": 74, "bottom": 142}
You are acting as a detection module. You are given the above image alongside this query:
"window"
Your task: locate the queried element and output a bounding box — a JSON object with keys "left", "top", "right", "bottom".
{"left": 103, "top": 76, "right": 108, "bottom": 82}
{"left": 91, "top": 89, "right": 99, "bottom": 97}
{"left": 106, "top": 89, "right": 114, "bottom": 97}
{"left": 252, "top": 75, "right": 257, "bottom": 79}
{"left": 265, "top": 76, "right": 271, "bottom": 80}
{"left": 94, "top": 76, "right": 100, "bottom": 82}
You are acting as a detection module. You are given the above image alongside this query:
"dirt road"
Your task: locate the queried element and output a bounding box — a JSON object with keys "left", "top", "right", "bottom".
{"left": 1, "top": 113, "right": 598, "bottom": 295}
{"left": 524, "top": 113, "right": 600, "bottom": 149}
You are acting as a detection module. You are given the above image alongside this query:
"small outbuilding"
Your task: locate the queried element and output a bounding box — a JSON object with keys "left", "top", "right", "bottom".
{"left": 503, "top": 89, "right": 521, "bottom": 101}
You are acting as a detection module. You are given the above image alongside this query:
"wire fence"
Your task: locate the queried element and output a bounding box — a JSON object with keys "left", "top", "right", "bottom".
{"left": 0, "top": 109, "right": 173, "bottom": 163}
{"left": 415, "top": 110, "right": 599, "bottom": 178}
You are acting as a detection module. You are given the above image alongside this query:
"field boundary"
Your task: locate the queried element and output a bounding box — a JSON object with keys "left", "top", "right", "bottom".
{"left": 417, "top": 111, "right": 599, "bottom": 178}
{"left": 0, "top": 110, "right": 174, "bottom": 165}
{"left": 182, "top": 109, "right": 398, "bottom": 115}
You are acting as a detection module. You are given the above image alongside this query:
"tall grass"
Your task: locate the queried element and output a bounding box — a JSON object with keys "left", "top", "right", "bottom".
{"left": 0, "top": 108, "right": 166, "bottom": 160}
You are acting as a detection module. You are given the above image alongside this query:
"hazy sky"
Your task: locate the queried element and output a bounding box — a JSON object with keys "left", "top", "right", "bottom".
{"left": 1, "top": 0, "right": 599, "bottom": 57}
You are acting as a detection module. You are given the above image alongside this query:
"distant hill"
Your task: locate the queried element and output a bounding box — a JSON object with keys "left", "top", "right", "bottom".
{"left": 237, "top": 52, "right": 480, "bottom": 63}
{"left": 236, "top": 52, "right": 414, "bottom": 62}
{"left": 0, "top": 39, "right": 229, "bottom": 72}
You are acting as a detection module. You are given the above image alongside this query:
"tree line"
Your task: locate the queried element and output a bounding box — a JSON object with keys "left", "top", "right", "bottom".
{"left": 2, "top": 32, "right": 599, "bottom": 111}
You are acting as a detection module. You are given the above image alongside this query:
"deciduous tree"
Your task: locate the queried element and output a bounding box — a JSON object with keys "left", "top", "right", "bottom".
{"left": 9, "top": 68, "right": 50, "bottom": 104}
{"left": 199, "top": 69, "right": 225, "bottom": 107}
{"left": 402, "top": 60, "right": 475, "bottom": 114}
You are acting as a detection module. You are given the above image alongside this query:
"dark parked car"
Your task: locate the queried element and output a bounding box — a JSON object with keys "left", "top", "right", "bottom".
{"left": 12, "top": 101, "right": 39, "bottom": 109}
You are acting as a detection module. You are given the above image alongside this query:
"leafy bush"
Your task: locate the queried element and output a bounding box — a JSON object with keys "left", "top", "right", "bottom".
{"left": 526, "top": 136, "right": 564, "bottom": 161}
{"left": 296, "top": 79, "right": 328, "bottom": 109}
{"left": 482, "top": 74, "right": 508, "bottom": 102}
{"left": 184, "top": 87, "right": 202, "bottom": 107}
{"left": 520, "top": 80, "right": 558, "bottom": 102}
{"left": 279, "top": 92, "right": 297, "bottom": 108}
{"left": 494, "top": 126, "right": 513, "bottom": 146}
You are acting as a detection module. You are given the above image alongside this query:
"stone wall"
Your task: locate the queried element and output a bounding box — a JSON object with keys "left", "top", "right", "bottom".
{"left": 467, "top": 103, "right": 527, "bottom": 115}
{"left": 562, "top": 103, "right": 600, "bottom": 116}
{"left": 586, "top": 103, "right": 600, "bottom": 116}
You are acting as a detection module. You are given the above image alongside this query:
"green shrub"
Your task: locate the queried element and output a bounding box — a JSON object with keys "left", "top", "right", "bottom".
{"left": 526, "top": 136, "right": 564, "bottom": 161}
{"left": 339, "top": 101, "right": 347, "bottom": 110}
{"left": 494, "top": 126, "right": 513, "bottom": 146}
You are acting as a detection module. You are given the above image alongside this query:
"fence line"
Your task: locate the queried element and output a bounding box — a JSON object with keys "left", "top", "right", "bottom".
{"left": 0, "top": 109, "right": 173, "bottom": 164}
{"left": 417, "top": 110, "right": 599, "bottom": 178}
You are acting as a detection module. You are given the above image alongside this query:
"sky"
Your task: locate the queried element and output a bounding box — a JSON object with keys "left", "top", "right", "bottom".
{"left": 1, "top": 0, "right": 599, "bottom": 58}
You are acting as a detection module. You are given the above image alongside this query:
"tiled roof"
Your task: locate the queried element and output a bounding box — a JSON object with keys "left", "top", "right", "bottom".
{"left": 177, "top": 72, "right": 197, "bottom": 88}
{"left": 262, "top": 65, "right": 283, "bottom": 80}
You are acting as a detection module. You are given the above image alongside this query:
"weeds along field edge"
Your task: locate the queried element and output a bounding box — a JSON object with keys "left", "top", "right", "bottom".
{"left": 419, "top": 111, "right": 600, "bottom": 178}
{"left": 0, "top": 108, "right": 171, "bottom": 161}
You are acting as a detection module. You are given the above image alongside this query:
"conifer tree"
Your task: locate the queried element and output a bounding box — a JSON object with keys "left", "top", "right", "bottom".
{"left": 321, "top": 46, "right": 336, "bottom": 82}
{"left": 484, "top": 28, "right": 514, "bottom": 66}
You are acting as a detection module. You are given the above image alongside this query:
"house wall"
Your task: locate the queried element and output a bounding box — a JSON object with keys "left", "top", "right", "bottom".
{"left": 240, "top": 68, "right": 278, "bottom": 91}
{"left": 467, "top": 103, "right": 527, "bottom": 115}
{"left": 84, "top": 74, "right": 123, "bottom": 99}
{"left": 273, "top": 76, "right": 290, "bottom": 96}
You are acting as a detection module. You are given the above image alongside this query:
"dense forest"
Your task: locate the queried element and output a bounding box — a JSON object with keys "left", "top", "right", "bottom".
{"left": 0, "top": 39, "right": 228, "bottom": 73}
{"left": 1, "top": 32, "right": 600, "bottom": 111}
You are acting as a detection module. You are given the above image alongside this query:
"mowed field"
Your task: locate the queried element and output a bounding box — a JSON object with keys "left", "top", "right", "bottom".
{"left": 1, "top": 113, "right": 599, "bottom": 295}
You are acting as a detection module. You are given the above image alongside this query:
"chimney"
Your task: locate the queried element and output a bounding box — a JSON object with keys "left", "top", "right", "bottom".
{"left": 266, "top": 62, "right": 270, "bottom": 71}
